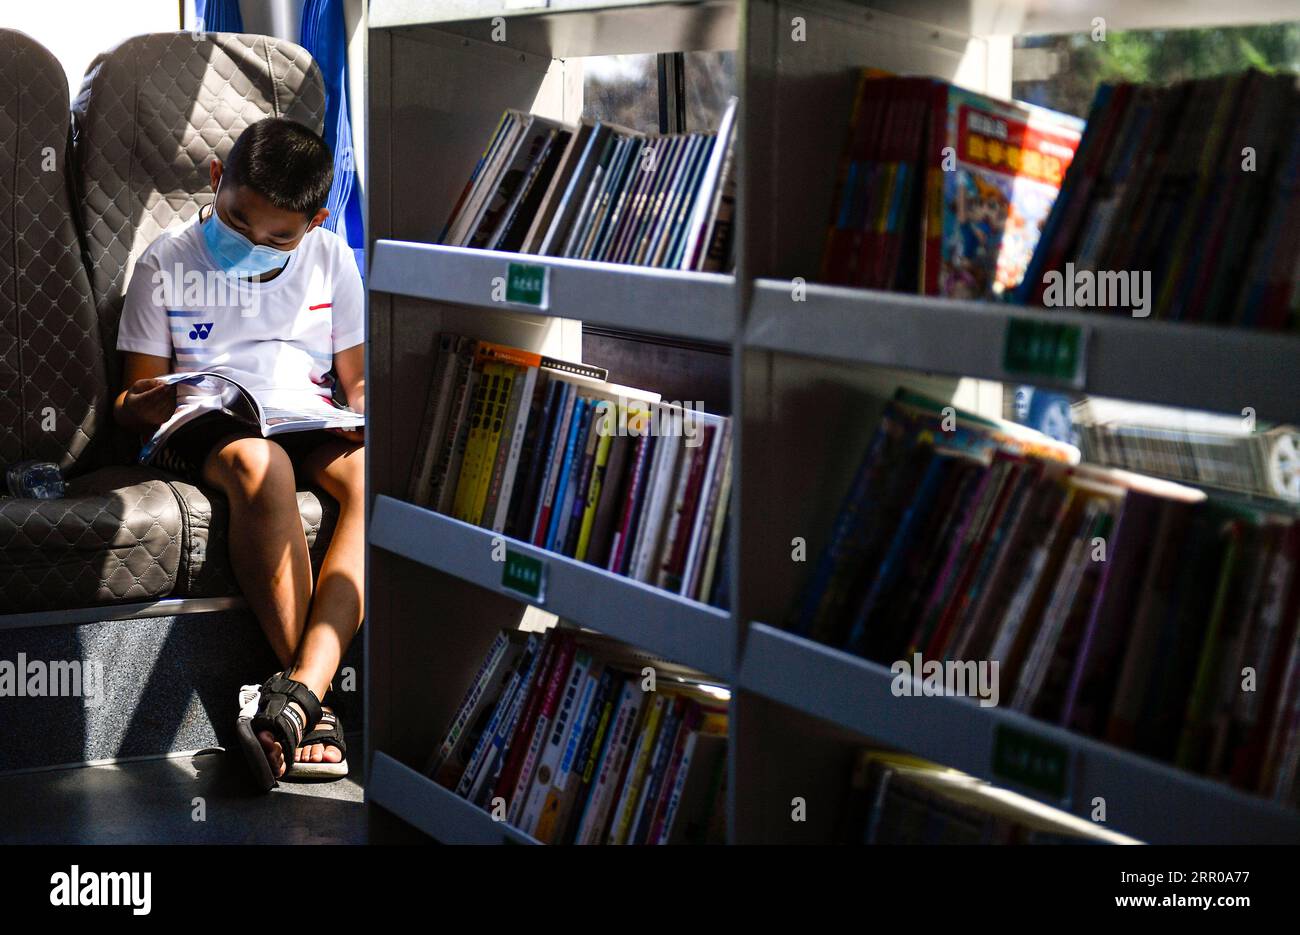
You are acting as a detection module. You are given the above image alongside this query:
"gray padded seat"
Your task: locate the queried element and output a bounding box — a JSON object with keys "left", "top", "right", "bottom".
{"left": 0, "top": 30, "right": 336, "bottom": 613}
{"left": 0, "top": 29, "right": 177, "bottom": 611}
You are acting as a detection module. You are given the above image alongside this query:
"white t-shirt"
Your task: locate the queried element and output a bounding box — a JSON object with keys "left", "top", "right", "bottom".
{"left": 117, "top": 215, "right": 365, "bottom": 413}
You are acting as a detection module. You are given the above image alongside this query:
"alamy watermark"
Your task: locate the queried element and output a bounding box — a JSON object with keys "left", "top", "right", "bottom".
{"left": 1042, "top": 262, "right": 1153, "bottom": 318}
{"left": 0, "top": 655, "right": 104, "bottom": 707}
{"left": 890, "top": 653, "right": 1000, "bottom": 708}
{"left": 150, "top": 263, "right": 262, "bottom": 318}
{"left": 50, "top": 866, "right": 151, "bottom": 915}
{"left": 592, "top": 398, "right": 708, "bottom": 448}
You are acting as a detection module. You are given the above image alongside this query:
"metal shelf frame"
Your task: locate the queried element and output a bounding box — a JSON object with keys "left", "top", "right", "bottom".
{"left": 364, "top": 0, "right": 1300, "bottom": 845}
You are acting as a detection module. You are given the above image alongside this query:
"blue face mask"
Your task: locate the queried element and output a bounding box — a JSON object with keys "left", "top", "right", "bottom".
{"left": 201, "top": 180, "right": 298, "bottom": 277}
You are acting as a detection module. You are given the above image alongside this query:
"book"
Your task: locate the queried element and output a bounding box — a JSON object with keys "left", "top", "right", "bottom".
{"left": 532, "top": 660, "right": 609, "bottom": 842}
{"left": 439, "top": 365, "right": 482, "bottom": 515}
{"left": 787, "top": 386, "right": 1300, "bottom": 797}
{"left": 407, "top": 333, "right": 458, "bottom": 505}
{"left": 656, "top": 422, "right": 714, "bottom": 593}
{"left": 440, "top": 107, "right": 737, "bottom": 271}
{"left": 452, "top": 632, "right": 544, "bottom": 798}
{"left": 553, "top": 667, "right": 623, "bottom": 844}
{"left": 1021, "top": 69, "right": 1300, "bottom": 331}
{"left": 428, "top": 623, "right": 730, "bottom": 844}
{"left": 138, "top": 371, "right": 364, "bottom": 465}
{"left": 574, "top": 678, "right": 646, "bottom": 844}
{"left": 1072, "top": 397, "right": 1300, "bottom": 503}
{"left": 630, "top": 408, "right": 684, "bottom": 583}
{"left": 451, "top": 362, "right": 505, "bottom": 523}
{"left": 500, "top": 633, "right": 573, "bottom": 824}
{"left": 426, "top": 630, "right": 523, "bottom": 785}
{"left": 481, "top": 363, "right": 530, "bottom": 530}
{"left": 849, "top": 751, "right": 1138, "bottom": 844}
{"left": 929, "top": 83, "right": 1084, "bottom": 299}
{"left": 819, "top": 73, "right": 1083, "bottom": 299}
{"left": 408, "top": 333, "right": 730, "bottom": 608}
{"left": 518, "top": 649, "right": 594, "bottom": 834}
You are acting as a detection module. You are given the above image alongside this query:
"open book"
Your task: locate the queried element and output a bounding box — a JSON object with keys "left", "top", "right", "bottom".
{"left": 138, "top": 371, "right": 365, "bottom": 465}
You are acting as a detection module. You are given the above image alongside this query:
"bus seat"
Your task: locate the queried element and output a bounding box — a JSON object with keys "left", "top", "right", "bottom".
{"left": 0, "top": 30, "right": 336, "bottom": 614}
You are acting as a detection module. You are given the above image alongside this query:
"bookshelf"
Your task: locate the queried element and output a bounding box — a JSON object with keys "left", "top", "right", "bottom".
{"left": 364, "top": 0, "right": 1300, "bottom": 845}
{"left": 364, "top": 0, "right": 744, "bottom": 846}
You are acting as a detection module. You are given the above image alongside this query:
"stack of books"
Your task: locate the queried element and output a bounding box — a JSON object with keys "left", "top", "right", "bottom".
{"left": 438, "top": 99, "right": 738, "bottom": 272}
{"left": 790, "top": 389, "right": 1300, "bottom": 805}
{"left": 820, "top": 71, "right": 1084, "bottom": 299}
{"left": 1020, "top": 70, "right": 1300, "bottom": 330}
{"left": 407, "top": 334, "right": 733, "bottom": 607}
{"left": 1072, "top": 397, "right": 1300, "bottom": 503}
{"left": 838, "top": 751, "right": 1138, "bottom": 844}
{"left": 427, "top": 625, "right": 729, "bottom": 845}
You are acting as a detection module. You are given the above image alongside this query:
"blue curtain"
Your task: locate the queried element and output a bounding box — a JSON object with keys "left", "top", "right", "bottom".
{"left": 300, "top": 0, "right": 365, "bottom": 276}
{"left": 194, "top": 0, "right": 244, "bottom": 32}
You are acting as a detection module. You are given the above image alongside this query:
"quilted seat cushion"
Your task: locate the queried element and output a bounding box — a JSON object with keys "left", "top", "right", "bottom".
{"left": 0, "top": 31, "right": 338, "bottom": 615}
{"left": 0, "top": 465, "right": 181, "bottom": 611}
{"left": 0, "top": 463, "right": 340, "bottom": 612}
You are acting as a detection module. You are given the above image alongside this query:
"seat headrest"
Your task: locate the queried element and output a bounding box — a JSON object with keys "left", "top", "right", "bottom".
{"left": 73, "top": 31, "right": 326, "bottom": 297}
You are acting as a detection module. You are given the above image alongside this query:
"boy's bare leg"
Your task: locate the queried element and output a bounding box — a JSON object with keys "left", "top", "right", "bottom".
{"left": 202, "top": 434, "right": 313, "bottom": 670}
{"left": 284, "top": 437, "right": 365, "bottom": 764}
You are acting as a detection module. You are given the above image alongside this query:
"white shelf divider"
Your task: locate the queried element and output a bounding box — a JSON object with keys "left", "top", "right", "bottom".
{"left": 368, "top": 751, "right": 541, "bottom": 844}
{"left": 746, "top": 277, "right": 1300, "bottom": 421}
{"left": 368, "top": 495, "right": 735, "bottom": 679}
{"left": 369, "top": 240, "right": 736, "bottom": 344}
{"left": 737, "top": 622, "right": 1300, "bottom": 845}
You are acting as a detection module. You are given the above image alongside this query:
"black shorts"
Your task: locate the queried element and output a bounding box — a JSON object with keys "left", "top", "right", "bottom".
{"left": 151, "top": 410, "right": 338, "bottom": 485}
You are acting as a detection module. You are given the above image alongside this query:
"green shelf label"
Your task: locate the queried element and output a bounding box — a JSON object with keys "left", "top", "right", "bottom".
{"left": 501, "top": 549, "right": 546, "bottom": 603}
{"left": 991, "top": 723, "right": 1071, "bottom": 799}
{"left": 1002, "top": 318, "right": 1086, "bottom": 387}
{"left": 505, "top": 262, "right": 549, "bottom": 309}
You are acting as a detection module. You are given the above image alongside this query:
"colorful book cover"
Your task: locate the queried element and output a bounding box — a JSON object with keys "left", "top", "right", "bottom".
{"left": 451, "top": 363, "right": 498, "bottom": 522}
{"left": 930, "top": 85, "right": 1084, "bottom": 300}
{"left": 471, "top": 364, "right": 517, "bottom": 526}
{"left": 531, "top": 382, "right": 577, "bottom": 545}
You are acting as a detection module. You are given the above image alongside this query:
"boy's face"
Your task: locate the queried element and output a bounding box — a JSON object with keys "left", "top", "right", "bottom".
{"left": 207, "top": 159, "right": 328, "bottom": 250}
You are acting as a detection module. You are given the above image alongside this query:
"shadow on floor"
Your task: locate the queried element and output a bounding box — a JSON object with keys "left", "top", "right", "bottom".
{"left": 0, "top": 746, "right": 368, "bottom": 844}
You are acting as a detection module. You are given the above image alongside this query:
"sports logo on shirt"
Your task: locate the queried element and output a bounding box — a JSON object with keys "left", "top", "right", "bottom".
{"left": 189, "top": 322, "right": 215, "bottom": 340}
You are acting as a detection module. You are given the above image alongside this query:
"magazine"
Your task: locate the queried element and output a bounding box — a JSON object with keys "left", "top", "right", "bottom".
{"left": 930, "top": 84, "right": 1085, "bottom": 300}
{"left": 137, "top": 371, "right": 364, "bottom": 465}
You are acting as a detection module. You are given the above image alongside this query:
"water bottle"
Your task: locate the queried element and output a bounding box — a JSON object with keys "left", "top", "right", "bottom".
{"left": 5, "top": 460, "right": 66, "bottom": 499}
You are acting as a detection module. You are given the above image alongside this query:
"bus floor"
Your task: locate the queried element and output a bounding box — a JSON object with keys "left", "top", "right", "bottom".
{"left": 0, "top": 746, "right": 370, "bottom": 844}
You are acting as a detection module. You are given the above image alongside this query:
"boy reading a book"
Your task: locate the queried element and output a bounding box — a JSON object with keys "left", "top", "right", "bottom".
{"left": 112, "top": 117, "right": 364, "bottom": 791}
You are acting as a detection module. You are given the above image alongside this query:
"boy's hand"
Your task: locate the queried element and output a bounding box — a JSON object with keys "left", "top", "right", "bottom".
{"left": 124, "top": 377, "right": 177, "bottom": 428}
{"left": 326, "top": 426, "right": 364, "bottom": 445}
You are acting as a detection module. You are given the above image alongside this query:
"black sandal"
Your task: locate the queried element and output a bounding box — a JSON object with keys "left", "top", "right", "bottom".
{"left": 285, "top": 707, "right": 349, "bottom": 779}
{"left": 235, "top": 672, "right": 323, "bottom": 792}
